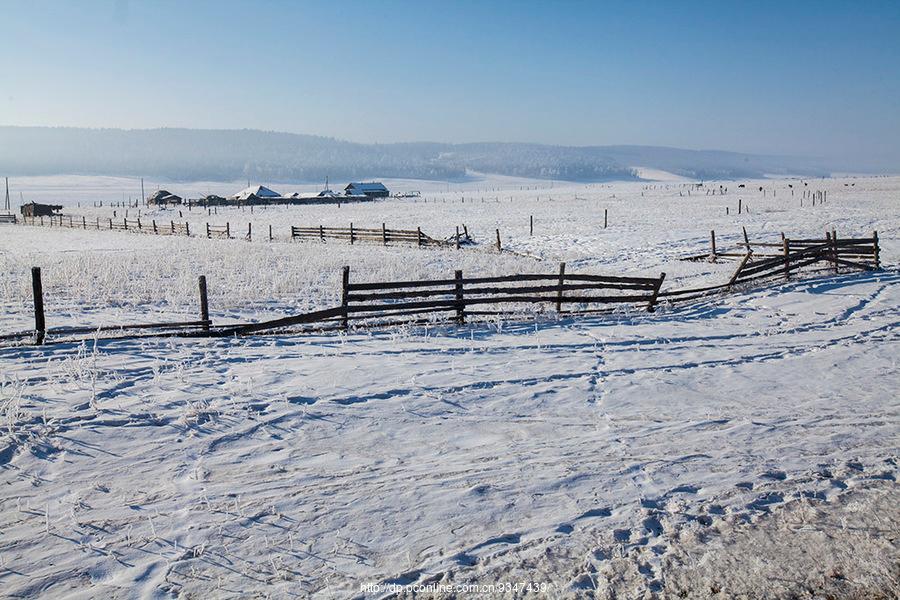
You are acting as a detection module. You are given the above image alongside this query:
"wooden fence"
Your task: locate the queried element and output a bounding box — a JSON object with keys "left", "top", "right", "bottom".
{"left": 290, "top": 223, "right": 461, "bottom": 247}
{"left": 7, "top": 214, "right": 460, "bottom": 247}
{"left": 662, "top": 231, "right": 879, "bottom": 302}
{"left": 0, "top": 231, "right": 883, "bottom": 345}
{"left": 16, "top": 214, "right": 192, "bottom": 236}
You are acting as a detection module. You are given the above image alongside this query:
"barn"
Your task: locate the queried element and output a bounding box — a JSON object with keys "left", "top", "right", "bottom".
{"left": 147, "top": 190, "right": 183, "bottom": 206}
{"left": 344, "top": 182, "right": 390, "bottom": 198}
{"left": 20, "top": 202, "right": 63, "bottom": 217}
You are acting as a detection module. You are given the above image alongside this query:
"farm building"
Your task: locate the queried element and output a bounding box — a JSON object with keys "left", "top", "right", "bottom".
{"left": 20, "top": 202, "right": 62, "bottom": 217}
{"left": 231, "top": 185, "right": 282, "bottom": 203}
{"left": 147, "top": 190, "right": 183, "bottom": 206}
{"left": 345, "top": 182, "right": 390, "bottom": 198}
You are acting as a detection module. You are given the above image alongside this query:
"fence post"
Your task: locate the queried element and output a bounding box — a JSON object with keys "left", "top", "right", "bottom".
{"left": 463, "top": 224, "right": 469, "bottom": 239}
{"left": 82, "top": 216, "right": 86, "bottom": 229}
{"left": 319, "top": 225, "right": 324, "bottom": 241}
{"left": 226, "top": 222, "right": 230, "bottom": 238}
{"left": 831, "top": 229, "right": 839, "bottom": 274}
{"left": 417, "top": 227, "right": 422, "bottom": 247}
{"left": 124, "top": 218, "right": 128, "bottom": 231}
{"left": 349, "top": 222, "right": 355, "bottom": 245}
{"left": 530, "top": 215, "right": 533, "bottom": 236}
{"left": 495, "top": 229, "right": 501, "bottom": 252}
{"left": 783, "top": 238, "right": 791, "bottom": 279}
{"left": 455, "top": 226, "right": 460, "bottom": 249}
{"left": 170, "top": 220, "right": 175, "bottom": 234}
{"left": 32, "top": 267, "right": 46, "bottom": 345}
{"left": 727, "top": 252, "right": 752, "bottom": 288}
{"left": 873, "top": 231, "right": 880, "bottom": 269}
{"left": 382, "top": 223, "right": 387, "bottom": 246}
{"left": 647, "top": 272, "right": 666, "bottom": 312}
{"left": 710, "top": 230, "right": 716, "bottom": 259}
{"left": 206, "top": 223, "right": 210, "bottom": 239}
{"left": 185, "top": 222, "right": 190, "bottom": 236}
{"left": 743, "top": 226, "right": 751, "bottom": 254}
{"left": 269, "top": 224, "right": 273, "bottom": 242}
{"left": 454, "top": 269, "right": 465, "bottom": 324}
{"left": 556, "top": 262, "right": 566, "bottom": 313}
{"left": 604, "top": 208, "right": 608, "bottom": 229}
{"left": 341, "top": 266, "right": 350, "bottom": 330}
{"left": 198, "top": 275, "right": 210, "bottom": 332}
{"left": 247, "top": 222, "right": 252, "bottom": 242}
{"left": 738, "top": 198, "right": 742, "bottom": 214}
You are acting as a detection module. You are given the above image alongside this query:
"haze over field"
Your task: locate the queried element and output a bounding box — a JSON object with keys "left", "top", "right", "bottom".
{"left": 0, "top": 126, "right": 857, "bottom": 183}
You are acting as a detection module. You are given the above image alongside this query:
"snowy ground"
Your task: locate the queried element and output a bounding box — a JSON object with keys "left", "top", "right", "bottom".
{"left": 0, "top": 174, "right": 898, "bottom": 598}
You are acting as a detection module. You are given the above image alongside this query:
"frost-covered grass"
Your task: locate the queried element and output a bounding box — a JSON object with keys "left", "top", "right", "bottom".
{"left": 1, "top": 174, "right": 897, "bottom": 333}
{"left": 0, "top": 174, "right": 898, "bottom": 598}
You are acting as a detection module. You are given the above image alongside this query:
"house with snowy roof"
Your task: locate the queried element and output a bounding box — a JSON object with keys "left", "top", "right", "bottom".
{"left": 146, "top": 190, "right": 183, "bottom": 206}
{"left": 230, "top": 185, "right": 282, "bottom": 202}
{"left": 344, "top": 182, "right": 390, "bottom": 198}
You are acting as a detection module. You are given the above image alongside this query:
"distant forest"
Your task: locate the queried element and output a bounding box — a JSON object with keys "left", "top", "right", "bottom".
{"left": 0, "top": 127, "right": 837, "bottom": 182}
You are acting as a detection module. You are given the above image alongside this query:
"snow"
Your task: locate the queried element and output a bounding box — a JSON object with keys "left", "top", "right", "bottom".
{"left": 0, "top": 173, "right": 898, "bottom": 597}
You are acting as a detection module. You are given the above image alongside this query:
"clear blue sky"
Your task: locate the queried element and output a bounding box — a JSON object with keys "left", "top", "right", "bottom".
{"left": 2, "top": 0, "right": 899, "bottom": 167}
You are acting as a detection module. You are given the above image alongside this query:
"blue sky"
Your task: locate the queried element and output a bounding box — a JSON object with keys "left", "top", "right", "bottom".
{"left": 2, "top": 0, "right": 899, "bottom": 166}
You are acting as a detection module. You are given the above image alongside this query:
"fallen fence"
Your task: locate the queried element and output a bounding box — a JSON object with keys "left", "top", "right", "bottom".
{"left": 0, "top": 231, "right": 883, "bottom": 345}
{"left": 662, "top": 230, "right": 880, "bottom": 302}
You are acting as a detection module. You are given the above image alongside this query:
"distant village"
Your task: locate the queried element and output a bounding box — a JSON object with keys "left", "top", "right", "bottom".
{"left": 17, "top": 181, "right": 413, "bottom": 217}
{"left": 147, "top": 181, "right": 394, "bottom": 208}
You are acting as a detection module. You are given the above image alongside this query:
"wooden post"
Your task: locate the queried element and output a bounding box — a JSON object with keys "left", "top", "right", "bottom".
{"left": 341, "top": 266, "right": 350, "bottom": 330}
{"left": 32, "top": 267, "right": 45, "bottom": 345}
{"left": 604, "top": 208, "right": 608, "bottom": 229}
{"left": 382, "top": 222, "right": 387, "bottom": 246}
{"left": 463, "top": 225, "right": 469, "bottom": 239}
{"left": 647, "top": 272, "right": 666, "bottom": 312}
{"left": 556, "top": 262, "right": 566, "bottom": 313}
{"left": 873, "top": 231, "right": 880, "bottom": 269}
{"left": 783, "top": 238, "right": 791, "bottom": 279}
{"left": 710, "top": 230, "right": 717, "bottom": 259}
{"left": 831, "top": 229, "right": 839, "bottom": 274}
{"left": 417, "top": 227, "right": 422, "bottom": 247}
{"left": 269, "top": 224, "right": 273, "bottom": 241}
{"left": 171, "top": 220, "right": 175, "bottom": 234}
{"left": 82, "top": 216, "right": 86, "bottom": 229}
{"left": 454, "top": 269, "right": 465, "bottom": 324}
{"left": 206, "top": 223, "right": 210, "bottom": 239}
{"left": 727, "top": 252, "right": 753, "bottom": 288}
{"left": 349, "top": 222, "right": 355, "bottom": 245}
{"left": 226, "top": 222, "right": 230, "bottom": 238}
{"left": 455, "top": 226, "right": 460, "bottom": 249}
{"left": 108, "top": 218, "right": 112, "bottom": 230}
{"left": 152, "top": 220, "right": 158, "bottom": 234}
{"left": 185, "top": 222, "right": 190, "bottom": 236}
{"left": 529, "top": 215, "right": 533, "bottom": 236}
{"left": 198, "top": 275, "right": 209, "bottom": 332}
{"left": 742, "top": 226, "right": 751, "bottom": 254}
{"left": 738, "top": 198, "right": 742, "bottom": 214}
{"left": 495, "top": 229, "right": 501, "bottom": 252}
{"left": 247, "top": 222, "right": 252, "bottom": 241}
